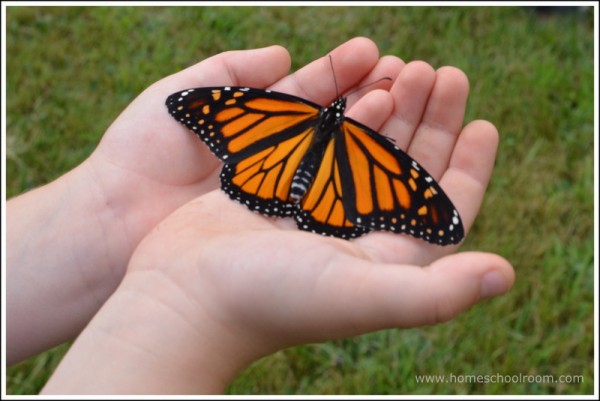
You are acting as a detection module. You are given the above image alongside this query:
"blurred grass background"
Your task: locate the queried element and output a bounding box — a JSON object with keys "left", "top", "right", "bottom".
{"left": 5, "top": 5, "right": 595, "bottom": 395}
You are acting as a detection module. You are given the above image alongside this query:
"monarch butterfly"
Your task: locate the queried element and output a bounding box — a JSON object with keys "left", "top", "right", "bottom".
{"left": 166, "top": 84, "right": 464, "bottom": 245}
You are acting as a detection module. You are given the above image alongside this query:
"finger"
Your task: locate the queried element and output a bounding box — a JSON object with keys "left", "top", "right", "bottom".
{"left": 144, "top": 46, "right": 291, "bottom": 178}
{"left": 270, "top": 37, "right": 380, "bottom": 106}
{"left": 407, "top": 66, "right": 470, "bottom": 180}
{"left": 345, "top": 89, "right": 394, "bottom": 132}
{"left": 314, "top": 251, "right": 514, "bottom": 338}
{"left": 160, "top": 45, "right": 292, "bottom": 91}
{"left": 381, "top": 61, "right": 437, "bottom": 148}
{"left": 440, "top": 120, "right": 500, "bottom": 233}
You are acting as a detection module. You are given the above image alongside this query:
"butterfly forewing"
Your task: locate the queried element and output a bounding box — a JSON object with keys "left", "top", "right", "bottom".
{"left": 166, "top": 87, "right": 320, "bottom": 163}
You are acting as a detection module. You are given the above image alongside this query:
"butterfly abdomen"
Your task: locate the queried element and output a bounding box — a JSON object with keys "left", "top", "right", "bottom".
{"left": 290, "top": 139, "right": 329, "bottom": 202}
{"left": 290, "top": 167, "right": 314, "bottom": 202}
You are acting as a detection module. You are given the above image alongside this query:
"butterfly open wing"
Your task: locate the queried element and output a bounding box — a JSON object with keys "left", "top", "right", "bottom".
{"left": 335, "top": 118, "right": 464, "bottom": 244}
{"left": 167, "top": 87, "right": 321, "bottom": 217}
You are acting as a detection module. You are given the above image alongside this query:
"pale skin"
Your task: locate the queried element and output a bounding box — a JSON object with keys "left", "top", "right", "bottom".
{"left": 7, "top": 37, "right": 515, "bottom": 394}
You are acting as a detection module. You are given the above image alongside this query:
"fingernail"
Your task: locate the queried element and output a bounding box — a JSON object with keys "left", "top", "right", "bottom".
{"left": 480, "top": 271, "right": 508, "bottom": 299}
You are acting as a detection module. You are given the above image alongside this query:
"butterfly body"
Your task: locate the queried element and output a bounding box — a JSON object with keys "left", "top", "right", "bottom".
{"left": 166, "top": 86, "right": 464, "bottom": 245}
{"left": 290, "top": 98, "right": 345, "bottom": 202}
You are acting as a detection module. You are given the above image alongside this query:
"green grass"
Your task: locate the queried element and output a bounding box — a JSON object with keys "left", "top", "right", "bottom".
{"left": 5, "top": 5, "right": 595, "bottom": 395}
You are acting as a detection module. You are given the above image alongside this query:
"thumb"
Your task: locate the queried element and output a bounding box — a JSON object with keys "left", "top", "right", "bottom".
{"left": 316, "top": 251, "right": 515, "bottom": 337}
{"left": 416, "top": 251, "right": 515, "bottom": 325}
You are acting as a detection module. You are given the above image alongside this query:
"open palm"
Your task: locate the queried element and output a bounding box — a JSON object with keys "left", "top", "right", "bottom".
{"left": 88, "top": 38, "right": 495, "bottom": 266}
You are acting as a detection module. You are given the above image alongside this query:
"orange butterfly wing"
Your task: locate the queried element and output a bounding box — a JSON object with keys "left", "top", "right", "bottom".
{"left": 167, "top": 87, "right": 321, "bottom": 216}
{"left": 335, "top": 119, "right": 464, "bottom": 244}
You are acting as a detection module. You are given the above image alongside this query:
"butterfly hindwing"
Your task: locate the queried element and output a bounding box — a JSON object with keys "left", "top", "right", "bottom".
{"left": 221, "top": 125, "right": 316, "bottom": 217}
{"left": 297, "top": 137, "right": 369, "bottom": 239}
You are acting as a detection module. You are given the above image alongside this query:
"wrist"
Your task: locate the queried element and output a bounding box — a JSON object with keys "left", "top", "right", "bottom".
{"left": 7, "top": 161, "right": 131, "bottom": 364}
{"left": 42, "top": 269, "right": 254, "bottom": 394}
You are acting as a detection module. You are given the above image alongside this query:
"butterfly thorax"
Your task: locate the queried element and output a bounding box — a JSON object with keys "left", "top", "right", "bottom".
{"left": 317, "top": 96, "right": 346, "bottom": 132}
{"left": 289, "top": 97, "right": 347, "bottom": 203}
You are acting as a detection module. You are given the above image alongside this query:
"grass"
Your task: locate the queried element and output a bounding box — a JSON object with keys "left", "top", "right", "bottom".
{"left": 5, "top": 5, "right": 595, "bottom": 395}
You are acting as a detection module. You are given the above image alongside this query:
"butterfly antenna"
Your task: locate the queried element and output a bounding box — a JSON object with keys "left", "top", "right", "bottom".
{"left": 347, "top": 77, "right": 393, "bottom": 97}
{"left": 328, "top": 55, "right": 340, "bottom": 97}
